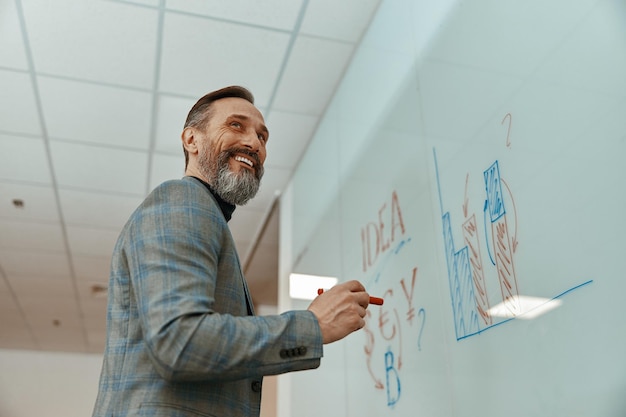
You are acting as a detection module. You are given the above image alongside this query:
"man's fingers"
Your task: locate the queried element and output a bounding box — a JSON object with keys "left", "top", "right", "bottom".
{"left": 344, "top": 279, "right": 366, "bottom": 292}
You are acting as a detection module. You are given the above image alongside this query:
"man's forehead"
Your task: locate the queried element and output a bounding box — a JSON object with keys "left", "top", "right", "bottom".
{"left": 215, "top": 96, "right": 261, "bottom": 116}
{"left": 216, "top": 97, "right": 266, "bottom": 123}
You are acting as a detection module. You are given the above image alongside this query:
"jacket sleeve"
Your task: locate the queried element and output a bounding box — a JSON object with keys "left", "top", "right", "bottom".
{"left": 122, "top": 180, "right": 323, "bottom": 382}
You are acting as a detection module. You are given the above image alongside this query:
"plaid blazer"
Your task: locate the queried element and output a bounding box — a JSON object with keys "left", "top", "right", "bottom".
{"left": 92, "top": 177, "right": 323, "bottom": 417}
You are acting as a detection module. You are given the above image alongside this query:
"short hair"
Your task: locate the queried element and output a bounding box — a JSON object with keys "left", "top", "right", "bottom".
{"left": 182, "top": 85, "right": 255, "bottom": 169}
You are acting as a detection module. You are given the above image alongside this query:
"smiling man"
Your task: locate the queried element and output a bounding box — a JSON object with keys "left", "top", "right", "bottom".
{"left": 92, "top": 86, "right": 372, "bottom": 417}
{"left": 182, "top": 87, "right": 267, "bottom": 207}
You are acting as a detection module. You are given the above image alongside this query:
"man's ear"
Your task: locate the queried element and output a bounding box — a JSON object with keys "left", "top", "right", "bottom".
{"left": 181, "top": 127, "right": 199, "bottom": 155}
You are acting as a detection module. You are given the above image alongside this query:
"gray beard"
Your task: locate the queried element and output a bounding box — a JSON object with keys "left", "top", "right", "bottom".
{"left": 200, "top": 148, "right": 263, "bottom": 206}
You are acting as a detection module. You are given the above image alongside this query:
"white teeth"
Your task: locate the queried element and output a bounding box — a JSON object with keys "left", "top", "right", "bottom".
{"left": 234, "top": 155, "right": 253, "bottom": 167}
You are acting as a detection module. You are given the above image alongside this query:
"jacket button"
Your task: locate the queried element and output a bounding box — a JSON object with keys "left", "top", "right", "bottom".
{"left": 298, "top": 346, "right": 307, "bottom": 356}
{"left": 279, "top": 349, "right": 288, "bottom": 358}
{"left": 251, "top": 380, "right": 262, "bottom": 392}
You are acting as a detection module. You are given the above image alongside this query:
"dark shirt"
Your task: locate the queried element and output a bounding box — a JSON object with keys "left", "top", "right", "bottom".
{"left": 189, "top": 176, "right": 236, "bottom": 222}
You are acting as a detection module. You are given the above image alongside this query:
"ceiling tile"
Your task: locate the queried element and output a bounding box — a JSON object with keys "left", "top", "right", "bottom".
{"left": 0, "top": 287, "right": 19, "bottom": 310}
{"left": 150, "top": 153, "right": 186, "bottom": 190}
{"left": 0, "top": 306, "right": 25, "bottom": 330}
{"left": 79, "top": 283, "right": 108, "bottom": 306}
{"left": 0, "top": 134, "right": 52, "bottom": 184}
{"left": 86, "top": 327, "right": 106, "bottom": 351}
{"left": 0, "top": 0, "right": 28, "bottom": 70}
{"left": 72, "top": 255, "right": 112, "bottom": 282}
{"left": 0, "top": 220, "right": 65, "bottom": 252}
{"left": 0, "top": 250, "right": 71, "bottom": 279}
{"left": 7, "top": 274, "right": 75, "bottom": 298}
{"left": 66, "top": 226, "right": 121, "bottom": 258}
{"left": 87, "top": 341, "right": 105, "bottom": 353}
{"left": 27, "top": 313, "right": 83, "bottom": 331}
{"left": 154, "top": 94, "right": 196, "bottom": 154}
{"left": 159, "top": 12, "right": 290, "bottom": 104}
{"left": 0, "top": 70, "right": 41, "bottom": 135}
{"left": 50, "top": 141, "right": 148, "bottom": 195}
{"left": 38, "top": 77, "right": 153, "bottom": 149}
{"left": 32, "top": 327, "right": 87, "bottom": 352}
{"left": 0, "top": 276, "right": 12, "bottom": 295}
{"left": 0, "top": 182, "right": 59, "bottom": 222}
{"left": 165, "top": 0, "right": 301, "bottom": 31}
{"left": 273, "top": 36, "right": 354, "bottom": 115}
{"left": 20, "top": 296, "right": 82, "bottom": 333}
{"left": 81, "top": 300, "right": 108, "bottom": 324}
{"left": 59, "top": 189, "right": 143, "bottom": 230}
{"left": 301, "top": 0, "right": 380, "bottom": 42}
{"left": 265, "top": 110, "right": 318, "bottom": 170}
{"left": 22, "top": 0, "right": 159, "bottom": 88}
{"left": 0, "top": 323, "right": 32, "bottom": 352}
{"left": 0, "top": 325, "right": 36, "bottom": 350}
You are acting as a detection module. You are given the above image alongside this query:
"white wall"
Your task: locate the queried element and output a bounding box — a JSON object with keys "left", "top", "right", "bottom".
{"left": 0, "top": 307, "right": 280, "bottom": 417}
{"left": 0, "top": 314, "right": 280, "bottom": 417}
{"left": 0, "top": 349, "right": 102, "bottom": 417}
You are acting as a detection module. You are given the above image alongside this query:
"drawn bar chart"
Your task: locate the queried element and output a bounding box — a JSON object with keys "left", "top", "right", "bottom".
{"left": 433, "top": 148, "right": 592, "bottom": 340}
{"left": 462, "top": 213, "right": 492, "bottom": 326}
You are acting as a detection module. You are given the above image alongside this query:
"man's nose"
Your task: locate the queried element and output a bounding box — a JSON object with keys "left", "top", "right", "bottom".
{"left": 240, "top": 129, "right": 261, "bottom": 152}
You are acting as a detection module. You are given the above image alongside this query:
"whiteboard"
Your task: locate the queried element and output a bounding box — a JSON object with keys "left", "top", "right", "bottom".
{"left": 284, "top": 0, "right": 626, "bottom": 416}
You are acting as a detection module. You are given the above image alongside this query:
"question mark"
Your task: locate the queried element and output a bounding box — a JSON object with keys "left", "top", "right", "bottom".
{"left": 417, "top": 308, "right": 425, "bottom": 351}
{"left": 502, "top": 112, "right": 512, "bottom": 148}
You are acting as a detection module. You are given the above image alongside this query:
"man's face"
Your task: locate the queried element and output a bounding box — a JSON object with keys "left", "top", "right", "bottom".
{"left": 196, "top": 97, "right": 269, "bottom": 205}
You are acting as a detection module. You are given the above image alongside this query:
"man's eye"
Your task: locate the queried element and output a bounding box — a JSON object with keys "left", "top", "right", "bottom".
{"left": 231, "top": 121, "right": 242, "bottom": 128}
{"left": 258, "top": 134, "right": 267, "bottom": 142}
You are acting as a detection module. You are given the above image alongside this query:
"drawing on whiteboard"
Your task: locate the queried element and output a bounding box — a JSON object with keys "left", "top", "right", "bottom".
{"left": 384, "top": 347, "right": 401, "bottom": 407}
{"left": 417, "top": 308, "right": 426, "bottom": 351}
{"left": 484, "top": 160, "right": 521, "bottom": 317}
{"left": 433, "top": 115, "right": 593, "bottom": 340}
{"left": 357, "top": 190, "right": 436, "bottom": 407}
{"left": 362, "top": 263, "right": 420, "bottom": 407}
{"left": 361, "top": 190, "right": 407, "bottom": 274}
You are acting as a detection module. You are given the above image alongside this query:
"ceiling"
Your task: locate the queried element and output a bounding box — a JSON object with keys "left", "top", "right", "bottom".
{"left": 0, "top": 0, "right": 381, "bottom": 353}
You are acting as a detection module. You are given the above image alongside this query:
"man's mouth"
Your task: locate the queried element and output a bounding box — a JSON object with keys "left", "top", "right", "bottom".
{"left": 234, "top": 155, "right": 254, "bottom": 167}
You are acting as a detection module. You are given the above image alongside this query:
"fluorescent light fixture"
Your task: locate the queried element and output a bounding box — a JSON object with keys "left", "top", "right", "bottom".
{"left": 289, "top": 273, "right": 338, "bottom": 300}
{"left": 487, "top": 295, "right": 562, "bottom": 320}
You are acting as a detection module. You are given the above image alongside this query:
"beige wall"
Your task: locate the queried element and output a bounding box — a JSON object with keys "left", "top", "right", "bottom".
{"left": 0, "top": 349, "right": 102, "bottom": 417}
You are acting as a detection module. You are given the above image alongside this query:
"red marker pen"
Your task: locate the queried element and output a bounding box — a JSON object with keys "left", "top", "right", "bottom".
{"left": 317, "top": 288, "right": 384, "bottom": 305}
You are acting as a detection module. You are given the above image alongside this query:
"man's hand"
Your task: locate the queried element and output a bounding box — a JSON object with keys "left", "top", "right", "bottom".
{"left": 307, "top": 280, "right": 370, "bottom": 344}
